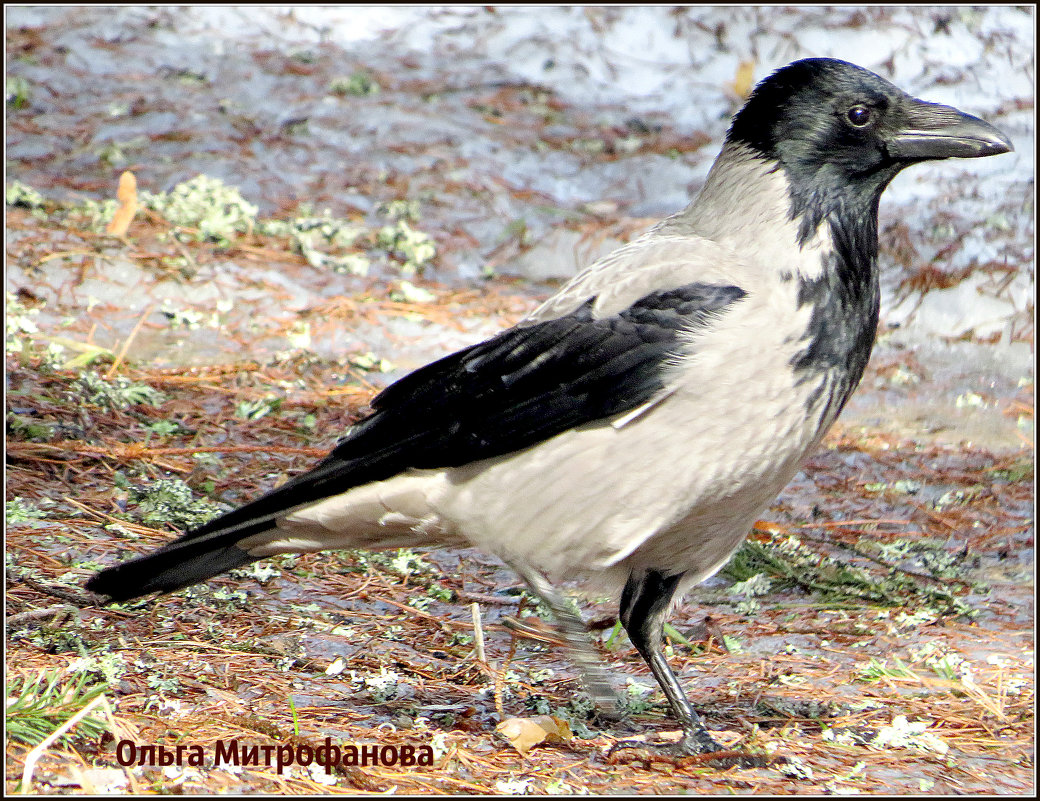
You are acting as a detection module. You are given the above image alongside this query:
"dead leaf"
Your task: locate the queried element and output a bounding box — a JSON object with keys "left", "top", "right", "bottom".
{"left": 731, "top": 60, "right": 756, "bottom": 100}
{"left": 495, "top": 715, "right": 572, "bottom": 755}
{"left": 106, "top": 170, "right": 138, "bottom": 236}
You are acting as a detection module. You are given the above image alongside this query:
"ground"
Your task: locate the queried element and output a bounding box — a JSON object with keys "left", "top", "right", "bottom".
{"left": 5, "top": 6, "right": 1035, "bottom": 796}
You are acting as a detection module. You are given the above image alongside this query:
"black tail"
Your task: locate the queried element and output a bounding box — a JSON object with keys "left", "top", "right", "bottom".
{"left": 85, "top": 449, "right": 374, "bottom": 603}
{"left": 85, "top": 530, "right": 259, "bottom": 602}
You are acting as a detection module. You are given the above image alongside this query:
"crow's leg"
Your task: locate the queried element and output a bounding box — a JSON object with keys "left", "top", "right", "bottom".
{"left": 611, "top": 569, "right": 726, "bottom": 755}
{"left": 510, "top": 562, "right": 622, "bottom": 719}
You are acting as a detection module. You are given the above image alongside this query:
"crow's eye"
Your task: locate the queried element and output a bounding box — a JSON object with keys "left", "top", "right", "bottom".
{"left": 846, "top": 105, "right": 872, "bottom": 127}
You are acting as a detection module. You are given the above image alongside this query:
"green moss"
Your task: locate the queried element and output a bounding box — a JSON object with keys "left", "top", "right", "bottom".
{"left": 7, "top": 413, "right": 56, "bottom": 442}
{"left": 721, "top": 530, "right": 974, "bottom": 618}
{"left": 129, "top": 478, "right": 224, "bottom": 529}
{"left": 6, "top": 75, "right": 31, "bottom": 109}
{"left": 6, "top": 497, "right": 48, "bottom": 525}
{"left": 235, "top": 395, "right": 282, "bottom": 420}
{"left": 5, "top": 180, "right": 46, "bottom": 209}
{"left": 989, "top": 456, "right": 1033, "bottom": 482}
{"left": 262, "top": 214, "right": 369, "bottom": 275}
{"left": 377, "top": 219, "right": 436, "bottom": 275}
{"left": 70, "top": 372, "right": 166, "bottom": 410}
{"left": 329, "top": 71, "right": 381, "bottom": 97}
{"left": 5, "top": 292, "right": 41, "bottom": 358}
{"left": 142, "top": 174, "right": 258, "bottom": 244}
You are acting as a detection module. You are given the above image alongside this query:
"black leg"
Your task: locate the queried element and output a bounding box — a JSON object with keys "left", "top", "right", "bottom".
{"left": 617, "top": 569, "right": 724, "bottom": 755}
{"left": 510, "top": 561, "right": 622, "bottom": 718}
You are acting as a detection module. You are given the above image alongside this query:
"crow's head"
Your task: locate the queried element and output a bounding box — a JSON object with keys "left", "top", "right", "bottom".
{"left": 728, "top": 58, "right": 1012, "bottom": 210}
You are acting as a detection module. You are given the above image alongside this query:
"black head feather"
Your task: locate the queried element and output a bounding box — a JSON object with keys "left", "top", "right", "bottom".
{"left": 728, "top": 58, "right": 914, "bottom": 236}
{"left": 726, "top": 57, "right": 1010, "bottom": 242}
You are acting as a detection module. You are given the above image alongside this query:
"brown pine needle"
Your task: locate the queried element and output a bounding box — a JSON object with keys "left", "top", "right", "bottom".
{"left": 105, "top": 302, "right": 155, "bottom": 379}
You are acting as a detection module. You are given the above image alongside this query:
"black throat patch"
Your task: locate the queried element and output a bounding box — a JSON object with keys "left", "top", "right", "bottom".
{"left": 789, "top": 200, "right": 882, "bottom": 423}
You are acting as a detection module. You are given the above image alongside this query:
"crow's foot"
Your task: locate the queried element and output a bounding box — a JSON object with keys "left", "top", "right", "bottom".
{"left": 606, "top": 730, "right": 771, "bottom": 769}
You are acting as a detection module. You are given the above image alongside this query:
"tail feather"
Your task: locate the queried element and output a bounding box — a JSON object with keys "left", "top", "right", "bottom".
{"left": 85, "top": 526, "right": 263, "bottom": 602}
{"left": 84, "top": 451, "right": 378, "bottom": 603}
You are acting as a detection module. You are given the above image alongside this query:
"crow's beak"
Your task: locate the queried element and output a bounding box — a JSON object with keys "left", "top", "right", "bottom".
{"left": 888, "top": 99, "right": 1013, "bottom": 160}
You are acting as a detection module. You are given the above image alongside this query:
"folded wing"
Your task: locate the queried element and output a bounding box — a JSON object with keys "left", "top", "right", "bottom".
{"left": 86, "top": 282, "right": 746, "bottom": 601}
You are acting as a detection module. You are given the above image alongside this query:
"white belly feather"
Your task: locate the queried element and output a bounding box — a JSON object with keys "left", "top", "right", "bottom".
{"left": 244, "top": 272, "right": 835, "bottom": 597}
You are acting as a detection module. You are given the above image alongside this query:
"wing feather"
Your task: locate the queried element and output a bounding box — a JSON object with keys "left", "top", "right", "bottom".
{"left": 86, "top": 280, "right": 745, "bottom": 600}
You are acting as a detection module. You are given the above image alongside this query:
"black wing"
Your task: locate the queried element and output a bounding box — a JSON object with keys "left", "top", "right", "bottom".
{"left": 86, "top": 282, "right": 745, "bottom": 600}
{"left": 347, "top": 282, "right": 748, "bottom": 469}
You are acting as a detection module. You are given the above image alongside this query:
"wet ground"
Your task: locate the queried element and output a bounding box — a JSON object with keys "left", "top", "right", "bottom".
{"left": 5, "top": 6, "right": 1035, "bottom": 796}
{"left": 6, "top": 7, "right": 1034, "bottom": 442}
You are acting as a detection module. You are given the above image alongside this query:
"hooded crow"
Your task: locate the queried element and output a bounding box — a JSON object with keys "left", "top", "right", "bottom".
{"left": 87, "top": 58, "right": 1011, "bottom": 757}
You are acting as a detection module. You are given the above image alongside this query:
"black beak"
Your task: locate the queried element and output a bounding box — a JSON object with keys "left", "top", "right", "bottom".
{"left": 888, "top": 99, "right": 1013, "bottom": 161}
